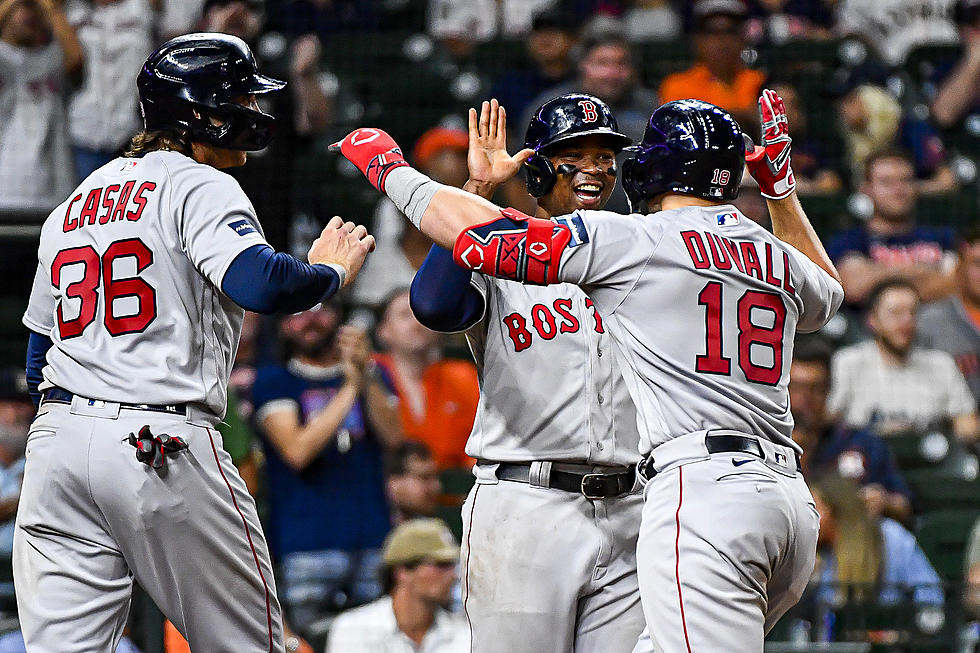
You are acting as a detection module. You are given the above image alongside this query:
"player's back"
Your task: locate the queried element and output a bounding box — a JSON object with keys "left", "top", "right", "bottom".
{"left": 23, "top": 151, "right": 269, "bottom": 420}
{"left": 568, "top": 205, "right": 843, "bottom": 455}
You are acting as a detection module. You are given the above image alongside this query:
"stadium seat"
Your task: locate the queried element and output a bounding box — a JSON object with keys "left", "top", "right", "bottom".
{"left": 904, "top": 469, "right": 980, "bottom": 513}
{"left": 916, "top": 509, "right": 980, "bottom": 582}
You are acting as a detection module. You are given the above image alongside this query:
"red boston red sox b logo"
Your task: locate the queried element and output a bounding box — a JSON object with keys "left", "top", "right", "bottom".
{"left": 579, "top": 100, "right": 598, "bottom": 122}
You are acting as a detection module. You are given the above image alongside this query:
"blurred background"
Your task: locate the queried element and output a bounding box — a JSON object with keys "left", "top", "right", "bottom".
{"left": 5, "top": 0, "right": 980, "bottom": 651}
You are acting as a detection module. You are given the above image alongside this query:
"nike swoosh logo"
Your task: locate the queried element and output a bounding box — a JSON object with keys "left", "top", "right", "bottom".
{"left": 732, "top": 458, "right": 754, "bottom": 467}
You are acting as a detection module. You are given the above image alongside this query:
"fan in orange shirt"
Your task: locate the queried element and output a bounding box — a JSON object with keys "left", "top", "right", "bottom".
{"left": 659, "top": 0, "right": 764, "bottom": 128}
{"left": 374, "top": 289, "right": 479, "bottom": 470}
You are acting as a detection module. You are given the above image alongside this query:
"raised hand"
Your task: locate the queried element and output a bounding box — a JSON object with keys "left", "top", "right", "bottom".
{"left": 465, "top": 99, "right": 535, "bottom": 198}
{"left": 307, "top": 216, "right": 376, "bottom": 287}
{"left": 745, "top": 88, "right": 796, "bottom": 200}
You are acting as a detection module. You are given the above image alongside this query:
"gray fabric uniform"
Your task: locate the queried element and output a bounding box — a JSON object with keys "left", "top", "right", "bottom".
{"left": 548, "top": 204, "right": 843, "bottom": 652}
{"left": 19, "top": 152, "right": 284, "bottom": 652}
{"left": 918, "top": 296, "right": 980, "bottom": 410}
{"left": 459, "top": 278, "right": 645, "bottom": 653}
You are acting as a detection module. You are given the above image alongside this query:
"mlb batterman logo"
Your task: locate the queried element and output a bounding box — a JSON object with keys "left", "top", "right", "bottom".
{"left": 715, "top": 211, "right": 740, "bottom": 227}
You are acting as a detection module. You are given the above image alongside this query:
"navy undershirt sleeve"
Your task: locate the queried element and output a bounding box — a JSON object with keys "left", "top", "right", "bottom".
{"left": 26, "top": 331, "right": 52, "bottom": 408}
{"left": 410, "top": 245, "right": 486, "bottom": 332}
{"left": 221, "top": 244, "right": 342, "bottom": 314}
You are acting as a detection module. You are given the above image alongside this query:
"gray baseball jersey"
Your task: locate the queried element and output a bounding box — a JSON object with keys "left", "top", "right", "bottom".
{"left": 23, "top": 150, "right": 269, "bottom": 421}
{"left": 464, "top": 277, "right": 641, "bottom": 465}
{"left": 554, "top": 204, "right": 843, "bottom": 454}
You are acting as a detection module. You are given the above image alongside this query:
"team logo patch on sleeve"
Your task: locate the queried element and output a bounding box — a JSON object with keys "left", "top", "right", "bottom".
{"left": 228, "top": 219, "right": 257, "bottom": 236}
{"left": 553, "top": 214, "right": 590, "bottom": 248}
{"left": 715, "top": 211, "right": 740, "bottom": 227}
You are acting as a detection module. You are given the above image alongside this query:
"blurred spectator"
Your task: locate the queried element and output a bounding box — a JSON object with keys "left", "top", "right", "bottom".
{"left": 827, "top": 149, "right": 958, "bottom": 304}
{"left": 836, "top": 0, "right": 958, "bottom": 66}
{"left": 375, "top": 290, "right": 479, "bottom": 471}
{"left": 791, "top": 341, "right": 912, "bottom": 523}
{"left": 767, "top": 80, "right": 843, "bottom": 194}
{"left": 0, "top": 0, "right": 83, "bottom": 211}
{"left": 488, "top": 9, "right": 576, "bottom": 122}
{"left": 0, "top": 370, "right": 31, "bottom": 557}
{"left": 744, "top": 0, "right": 834, "bottom": 43}
{"left": 159, "top": 0, "right": 204, "bottom": 39}
{"left": 386, "top": 440, "right": 442, "bottom": 525}
{"left": 622, "top": 0, "right": 681, "bottom": 41}
{"left": 919, "top": 225, "right": 980, "bottom": 407}
{"left": 810, "top": 475, "right": 944, "bottom": 609}
{"left": 828, "top": 278, "right": 980, "bottom": 443}
{"left": 931, "top": 0, "right": 980, "bottom": 128}
{"left": 964, "top": 514, "right": 980, "bottom": 618}
{"left": 252, "top": 302, "right": 403, "bottom": 634}
{"left": 659, "top": 0, "right": 765, "bottom": 128}
{"left": 834, "top": 73, "right": 957, "bottom": 192}
{"left": 351, "top": 127, "right": 465, "bottom": 310}
{"left": 65, "top": 0, "right": 155, "bottom": 180}
{"left": 428, "top": 0, "right": 557, "bottom": 41}
{"left": 522, "top": 21, "right": 657, "bottom": 144}
{"left": 325, "top": 518, "right": 468, "bottom": 653}
{"left": 199, "top": 0, "right": 261, "bottom": 38}
{"left": 269, "top": 0, "right": 377, "bottom": 38}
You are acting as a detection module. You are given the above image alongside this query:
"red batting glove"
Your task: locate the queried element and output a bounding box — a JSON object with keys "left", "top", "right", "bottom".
{"left": 330, "top": 128, "right": 409, "bottom": 193}
{"left": 745, "top": 88, "right": 796, "bottom": 200}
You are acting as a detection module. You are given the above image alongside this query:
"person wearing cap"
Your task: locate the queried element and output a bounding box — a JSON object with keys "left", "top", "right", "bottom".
{"left": 488, "top": 9, "right": 577, "bottom": 121}
{"left": 251, "top": 301, "right": 403, "bottom": 638}
{"left": 350, "top": 126, "right": 469, "bottom": 310}
{"left": 659, "top": 0, "right": 765, "bottom": 128}
{"left": 325, "top": 519, "right": 468, "bottom": 653}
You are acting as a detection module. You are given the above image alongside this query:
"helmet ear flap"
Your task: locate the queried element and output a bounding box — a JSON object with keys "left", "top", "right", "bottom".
{"left": 621, "top": 155, "right": 644, "bottom": 213}
{"left": 524, "top": 153, "right": 556, "bottom": 197}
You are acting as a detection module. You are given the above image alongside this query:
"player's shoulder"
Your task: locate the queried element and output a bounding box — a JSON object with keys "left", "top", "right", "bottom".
{"left": 910, "top": 345, "right": 959, "bottom": 371}
{"left": 150, "top": 151, "right": 241, "bottom": 189}
{"left": 833, "top": 340, "right": 876, "bottom": 368}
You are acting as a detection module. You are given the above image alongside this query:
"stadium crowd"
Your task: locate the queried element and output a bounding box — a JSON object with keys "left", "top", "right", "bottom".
{"left": 5, "top": 0, "right": 980, "bottom": 650}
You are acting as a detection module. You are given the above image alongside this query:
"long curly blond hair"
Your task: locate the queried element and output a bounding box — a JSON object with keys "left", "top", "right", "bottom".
{"left": 123, "top": 129, "right": 192, "bottom": 158}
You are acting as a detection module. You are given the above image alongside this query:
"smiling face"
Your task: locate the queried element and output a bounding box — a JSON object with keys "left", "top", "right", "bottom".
{"left": 538, "top": 134, "right": 618, "bottom": 215}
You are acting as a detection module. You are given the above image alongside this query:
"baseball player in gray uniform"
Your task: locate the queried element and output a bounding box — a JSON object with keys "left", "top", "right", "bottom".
{"left": 333, "top": 89, "right": 844, "bottom": 651}
{"left": 409, "top": 96, "right": 645, "bottom": 652}
{"left": 19, "top": 34, "right": 375, "bottom": 653}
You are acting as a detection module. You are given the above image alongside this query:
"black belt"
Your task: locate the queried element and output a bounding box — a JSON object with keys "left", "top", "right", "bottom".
{"left": 639, "top": 434, "right": 799, "bottom": 480}
{"left": 42, "top": 387, "right": 187, "bottom": 416}
{"left": 490, "top": 462, "right": 636, "bottom": 499}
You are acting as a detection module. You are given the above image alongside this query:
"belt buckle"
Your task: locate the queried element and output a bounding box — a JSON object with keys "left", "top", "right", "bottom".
{"left": 580, "top": 473, "right": 607, "bottom": 499}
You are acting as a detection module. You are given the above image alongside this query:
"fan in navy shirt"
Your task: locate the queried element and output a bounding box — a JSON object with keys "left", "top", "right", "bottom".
{"left": 790, "top": 340, "right": 912, "bottom": 522}
{"left": 252, "top": 302, "right": 403, "bottom": 637}
{"left": 828, "top": 149, "right": 958, "bottom": 306}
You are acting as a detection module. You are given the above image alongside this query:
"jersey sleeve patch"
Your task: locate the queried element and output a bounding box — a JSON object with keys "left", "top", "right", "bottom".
{"left": 554, "top": 214, "right": 590, "bottom": 248}
{"left": 228, "top": 219, "right": 257, "bottom": 237}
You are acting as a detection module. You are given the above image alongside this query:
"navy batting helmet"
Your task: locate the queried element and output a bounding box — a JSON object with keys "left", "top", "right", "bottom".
{"left": 621, "top": 99, "right": 745, "bottom": 209}
{"left": 137, "top": 33, "right": 285, "bottom": 151}
{"left": 523, "top": 93, "right": 632, "bottom": 197}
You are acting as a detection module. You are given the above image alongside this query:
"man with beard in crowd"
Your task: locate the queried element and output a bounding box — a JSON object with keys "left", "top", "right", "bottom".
{"left": 251, "top": 301, "right": 403, "bottom": 639}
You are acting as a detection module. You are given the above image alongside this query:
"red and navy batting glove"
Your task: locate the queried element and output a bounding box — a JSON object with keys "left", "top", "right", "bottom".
{"left": 330, "top": 128, "right": 409, "bottom": 193}
{"left": 745, "top": 89, "right": 796, "bottom": 200}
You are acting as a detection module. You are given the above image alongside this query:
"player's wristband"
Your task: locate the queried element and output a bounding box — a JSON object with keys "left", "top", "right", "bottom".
{"left": 383, "top": 167, "right": 441, "bottom": 229}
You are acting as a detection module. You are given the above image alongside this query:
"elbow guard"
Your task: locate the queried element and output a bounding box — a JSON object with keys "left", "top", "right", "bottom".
{"left": 452, "top": 208, "right": 571, "bottom": 285}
